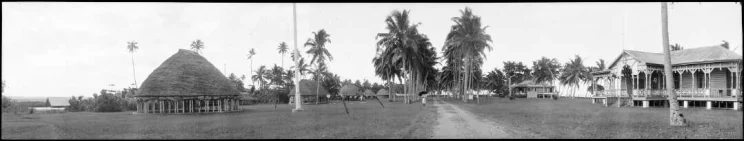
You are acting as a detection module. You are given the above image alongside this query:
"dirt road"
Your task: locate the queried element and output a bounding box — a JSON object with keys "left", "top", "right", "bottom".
{"left": 432, "top": 99, "right": 531, "bottom": 139}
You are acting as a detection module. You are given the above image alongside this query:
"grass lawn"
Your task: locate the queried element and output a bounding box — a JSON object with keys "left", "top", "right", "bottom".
{"left": 1, "top": 100, "right": 437, "bottom": 139}
{"left": 446, "top": 97, "right": 743, "bottom": 139}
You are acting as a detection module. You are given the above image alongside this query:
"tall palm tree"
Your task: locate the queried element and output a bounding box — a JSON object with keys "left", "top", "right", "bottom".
{"left": 190, "top": 39, "right": 205, "bottom": 54}
{"left": 444, "top": 7, "right": 492, "bottom": 102}
{"left": 661, "top": 2, "right": 686, "bottom": 126}
{"left": 304, "top": 29, "right": 333, "bottom": 105}
{"left": 559, "top": 55, "right": 588, "bottom": 98}
{"left": 376, "top": 9, "right": 437, "bottom": 103}
{"left": 127, "top": 41, "right": 139, "bottom": 88}
{"left": 278, "top": 42, "right": 289, "bottom": 69}
{"left": 247, "top": 48, "right": 256, "bottom": 87}
{"left": 252, "top": 65, "right": 268, "bottom": 89}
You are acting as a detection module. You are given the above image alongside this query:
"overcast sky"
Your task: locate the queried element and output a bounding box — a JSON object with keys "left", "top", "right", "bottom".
{"left": 2, "top": 2, "right": 741, "bottom": 98}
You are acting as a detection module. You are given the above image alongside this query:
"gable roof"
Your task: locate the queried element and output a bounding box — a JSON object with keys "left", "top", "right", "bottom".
{"left": 288, "top": 79, "right": 329, "bottom": 96}
{"left": 608, "top": 45, "right": 742, "bottom": 69}
{"left": 46, "top": 97, "right": 70, "bottom": 107}
{"left": 136, "top": 49, "right": 240, "bottom": 97}
{"left": 509, "top": 80, "right": 554, "bottom": 88}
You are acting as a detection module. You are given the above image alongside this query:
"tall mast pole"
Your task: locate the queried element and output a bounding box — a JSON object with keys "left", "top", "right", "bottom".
{"left": 292, "top": 3, "right": 303, "bottom": 112}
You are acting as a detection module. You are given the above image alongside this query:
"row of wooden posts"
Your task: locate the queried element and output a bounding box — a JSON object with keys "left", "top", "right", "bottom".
{"left": 136, "top": 98, "right": 241, "bottom": 114}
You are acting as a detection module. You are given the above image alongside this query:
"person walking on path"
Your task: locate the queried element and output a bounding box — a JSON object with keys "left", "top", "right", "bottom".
{"left": 419, "top": 91, "right": 429, "bottom": 107}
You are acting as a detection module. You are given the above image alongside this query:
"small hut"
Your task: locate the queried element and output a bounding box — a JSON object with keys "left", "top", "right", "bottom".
{"left": 509, "top": 80, "right": 556, "bottom": 98}
{"left": 340, "top": 85, "right": 361, "bottom": 101}
{"left": 364, "top": 89, "right": 376, "bottom": 99}
{"left": 135, "top": 49, "right": 241, "bottom": 114}
{"left": 376, "top": 89, "right": 390, "bottom": 99}
{"left": 288, "top": 79, "right": 330, "bottom": 104}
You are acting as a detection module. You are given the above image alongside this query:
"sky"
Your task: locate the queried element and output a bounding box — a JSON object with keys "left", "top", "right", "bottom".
{"left": 2, "top": 2, "right": 742, "bottom": 98}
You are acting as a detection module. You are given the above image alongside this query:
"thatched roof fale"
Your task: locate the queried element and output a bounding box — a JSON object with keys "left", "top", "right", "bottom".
{"left": 364, "top": 89, "right": 375, "bottom": 96}
{"left": 340, "top": 85, "right": 361, "bottom": 96}
{"left": 376, "top": 89, "right": 389, "bottom": 96}
{"left": 135, "top": 49, "right": 240, "bottom": 97}
{"left": 288, "top": 79, "right": 330, "bottom": 96}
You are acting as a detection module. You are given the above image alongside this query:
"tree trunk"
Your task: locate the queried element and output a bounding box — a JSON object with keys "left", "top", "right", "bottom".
{"left": 661, "top": 2, "right": 686, "bottom": 126}
{"left": 316, "top": 67, "right": 320, "bottom": 105}
{"left": 131, "top": 53, "right": 137, "bottom": 88}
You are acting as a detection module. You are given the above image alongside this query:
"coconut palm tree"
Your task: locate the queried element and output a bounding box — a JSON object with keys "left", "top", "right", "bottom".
{"left": 558, "top": 55, "right": 588, "bottom": 98}
{"left": 278, "top": 42, "right": 289, "bottom": 69}
{"left": 126, "top": 41, "right": 139, "bottom": 88}
{"left": 190, "top": 39, "right": 205, "bottom": 54}
{"left": 247, "top": 48, "right": 256, "bottom": 86}
{"left": 443, "top": 7, "right": 492, "bottom": 102}
{"left": 376, "top": 9, "right": 436, "bottom": 103}
{"left": 304, "top": 29, "right": 333, "bottom": 105}
{"left": 252, "top": 65, "right": 268, "bottom": 89}
{"left": 661, "top": 2, "right": 686, "bottom": 126}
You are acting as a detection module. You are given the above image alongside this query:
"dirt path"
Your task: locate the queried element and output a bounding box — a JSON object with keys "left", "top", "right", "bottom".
{"left": 432, "top": 99, "right": 518, "bottom": 139}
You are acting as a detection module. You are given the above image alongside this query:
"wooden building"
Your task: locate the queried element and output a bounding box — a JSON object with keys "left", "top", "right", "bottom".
{"left": 590, "top": 45, "right": 742, "bottom": 110}
{"left": 134, "top": 49, "right": 241, "bottom": 114}
{"left": 288, "top": 79, "right": 330, "bottom": 104}
{"left": 508, "top": 80, "right": 556, "bottom": 98}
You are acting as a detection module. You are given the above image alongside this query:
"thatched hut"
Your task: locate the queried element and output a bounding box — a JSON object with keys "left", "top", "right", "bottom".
{"left": 340, "top": 85, "right": 361, "bottom": 100}
{"left": 364, "top": 89, "right": 376, "bottom": 99}
{"left": 134, "top": 49, "right": 241, "bottom": 114}
{"left": 376, "top": 89, "right": 390, "bottom": 99}
{"left": 288, "top": 79, "right": 329, "bottom": 104}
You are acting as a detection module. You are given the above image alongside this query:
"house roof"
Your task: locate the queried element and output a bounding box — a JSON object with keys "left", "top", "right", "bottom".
{"left": 509, "top": 80, "right": 554, "bottom": 88}
{"left": 46, "top": 97, "right": 70, "bottom": 107}
{"left": 609, "top": 45, "right": 742, "bottom": 69}
{"left": 364, "top": 89, "right": 376, "bottom": 96}
{"left": 136, "top": 49, "right": 240, "bottom": 97}
{"left": 340, "top": 85, "right": 362, "bottom": 96}
{"left": 288, "top": 79, "right": 329, "bottom": 96}
{"left": 376, "top": 89, "right": 389, "bottom": 96}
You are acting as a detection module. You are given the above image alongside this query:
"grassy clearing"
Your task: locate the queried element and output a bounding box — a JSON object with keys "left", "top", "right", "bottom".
{"left": 446, "top": 97, "right": 743, "bottom": 139}
{"left": 2, "top": 100, "right": 437, "bottom": 139}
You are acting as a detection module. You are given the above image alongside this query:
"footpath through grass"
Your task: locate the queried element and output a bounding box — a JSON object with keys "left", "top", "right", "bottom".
{"left": 446, "top": 97, "right": 743, "bottom": 139}
{"left": 1, "top": 100, "right": 437, "bottom": 139}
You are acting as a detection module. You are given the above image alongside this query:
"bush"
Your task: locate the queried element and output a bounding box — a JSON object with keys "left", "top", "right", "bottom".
{"left": 1, "top": 95, "right": 12, "bottom": 112}
{"left": 93, "top": 93, "right": 123, "bottom": 112}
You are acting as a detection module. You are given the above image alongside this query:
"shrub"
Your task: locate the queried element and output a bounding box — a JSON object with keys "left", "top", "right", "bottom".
{"left": 93, "top": 93, "right": 123, "bottom": 112}
{"left": 1, "top": 95, "right": 12, "bottom": 112}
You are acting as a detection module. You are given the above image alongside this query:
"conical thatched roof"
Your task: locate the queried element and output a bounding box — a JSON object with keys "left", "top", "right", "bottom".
{"left": 135, "top": 49, "right": 240, "bottom": 97}
{"left": 364, "top": 89, "right": 375, "bottom": 96}
{"left": 340, "top": 85, "right": 361, "bottom": 96}
{"left": 288, "top": 79, "right": 329, "bottom": 96}
{"left": 376, "top": 89, "right": 389, "bottom": 96}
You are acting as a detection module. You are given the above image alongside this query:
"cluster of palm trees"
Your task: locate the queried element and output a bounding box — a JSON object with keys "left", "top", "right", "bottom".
{"left": 374, "top": 9, "right": 440, "bottom": 104}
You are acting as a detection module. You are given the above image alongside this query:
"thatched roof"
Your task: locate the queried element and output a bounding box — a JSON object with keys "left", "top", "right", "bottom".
{"left": 340, "top": 85, "right": 361, "bottom": 96}
{"left": 376, "top": 89, "right": 389, "bottom": 96}
{"left": 135, "top": 49, "right": 240, "bottom": 97}
{"left": 509, "top": 80, "right": 554, "bottom": 88}
{"left": 288, "top": 79, "right": 329, "bottom": 96}
{"left": 609, "top": 45, "right": 742, "bottom": 69}
{"left": 364, "top": 89, "right": 376, "bottom": 96}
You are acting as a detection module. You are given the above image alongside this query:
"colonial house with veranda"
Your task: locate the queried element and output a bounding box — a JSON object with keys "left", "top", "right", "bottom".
{"left": 590, "top": 45, "right": 742, "bottom": 110}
